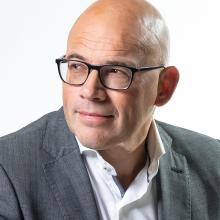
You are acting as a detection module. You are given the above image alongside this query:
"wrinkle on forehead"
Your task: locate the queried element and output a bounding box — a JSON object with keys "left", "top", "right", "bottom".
{"left": 67, "top": 0, "right": 169, "bottom": 65}
{"left": 70, "top": 32, "right": 147, "bottom": 54}
{"left": 72, "top": 34, "right": 134, "bottom": 51}
{"left": 67, "top": 35, "right": 146, "bottom": 67}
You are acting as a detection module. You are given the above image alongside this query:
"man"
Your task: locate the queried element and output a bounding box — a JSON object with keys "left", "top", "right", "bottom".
{"left": 0, "top": 0, "right": 219, "bottom": 219}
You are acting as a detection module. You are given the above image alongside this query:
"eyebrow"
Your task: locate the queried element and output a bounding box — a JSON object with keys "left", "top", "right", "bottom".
{"left": 65, "top": 53, "right": 137, "bottom": 68}
{"left": 66, "top": 53, "right": 85, "bottom": 60}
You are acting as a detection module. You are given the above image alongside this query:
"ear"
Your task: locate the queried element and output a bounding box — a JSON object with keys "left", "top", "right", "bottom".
{"left": 155, "top": 66, "right": 179, "bottom": 106}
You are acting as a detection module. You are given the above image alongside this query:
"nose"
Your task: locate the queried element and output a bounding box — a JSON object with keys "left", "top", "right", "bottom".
{"left": 80, "top": 70, "right": 107, "bottom": 101}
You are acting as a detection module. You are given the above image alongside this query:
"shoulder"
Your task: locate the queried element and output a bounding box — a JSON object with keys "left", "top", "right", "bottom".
{"left": 156, "top": 120, "right": 220, "bottom": 170}
{"left": 156, "top": 120, "right": 220, "bottom": 151}
{"left": 156, "top": 120, "right": 220, "bottom": 178}
{"left": 0, "top": 110, "right": 60, "bottom": 164}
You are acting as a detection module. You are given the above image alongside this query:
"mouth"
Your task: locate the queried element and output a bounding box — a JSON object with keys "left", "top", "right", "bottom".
{"left": 76, "top": 111, "right": 114, "bottom": 126}
{"left": 79, "top": 111, "right": 113, "bottom": 117}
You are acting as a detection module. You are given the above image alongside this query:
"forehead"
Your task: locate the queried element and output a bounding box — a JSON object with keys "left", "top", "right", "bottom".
{"left": 66, "top": 12, "right": 159, "bottom": 66}
{"left": 67, "top": 25, "right": 144, "bottom": 63}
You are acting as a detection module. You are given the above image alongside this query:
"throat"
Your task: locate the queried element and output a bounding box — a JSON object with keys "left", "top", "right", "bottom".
{"left": 117, "top": 156, "right": 148, "bottom": 190}
{"left": 99, "top": 145, "right": 148, "bottom": 190}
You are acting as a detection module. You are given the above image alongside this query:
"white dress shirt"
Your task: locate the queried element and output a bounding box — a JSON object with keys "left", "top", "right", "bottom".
{"left": 77, "top": 120, "right": 165, "bottom": 220}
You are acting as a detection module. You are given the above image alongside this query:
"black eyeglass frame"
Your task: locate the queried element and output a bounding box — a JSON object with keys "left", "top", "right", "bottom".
{"left": 55, "top": 55, "right": 165, "bottom": 90}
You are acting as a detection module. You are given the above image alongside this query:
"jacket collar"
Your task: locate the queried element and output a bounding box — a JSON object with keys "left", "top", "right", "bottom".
{"left": 42, "top": 108, "right": 100, "bottom": 220}
{"left": 156, "top": 122, "right": 191, "bottom": 220}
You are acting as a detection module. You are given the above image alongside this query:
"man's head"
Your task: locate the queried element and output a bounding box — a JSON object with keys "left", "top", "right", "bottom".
{"left": 62, "top": 0, "right": 179, "bottom": 152}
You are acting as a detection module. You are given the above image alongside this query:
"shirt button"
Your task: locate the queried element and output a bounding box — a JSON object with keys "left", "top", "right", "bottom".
{"left": 104, "top": 166, "right": 112, "bottom": 173}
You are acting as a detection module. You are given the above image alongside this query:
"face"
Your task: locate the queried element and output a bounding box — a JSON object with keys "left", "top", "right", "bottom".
{"left": 63, "top": 12, "right": 161, "bottom": 152}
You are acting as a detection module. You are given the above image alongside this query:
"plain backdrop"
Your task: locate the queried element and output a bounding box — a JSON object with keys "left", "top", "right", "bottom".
{"left": 0, "top": 0, "right": 219, "bottom": 138}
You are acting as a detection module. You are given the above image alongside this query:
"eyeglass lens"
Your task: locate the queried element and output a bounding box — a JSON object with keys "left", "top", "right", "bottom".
{"left": 59, "top": 60, "right": 132, "bottom": 89}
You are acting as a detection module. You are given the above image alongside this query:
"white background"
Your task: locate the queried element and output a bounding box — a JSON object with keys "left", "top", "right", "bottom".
{"left": 0, "top": 0, "right": 219, "bottom": 138}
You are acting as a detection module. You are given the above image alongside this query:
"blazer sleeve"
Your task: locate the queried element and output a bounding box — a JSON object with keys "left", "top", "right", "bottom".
{"left": 0, "top": 164, "right": 23, "bottom": 219}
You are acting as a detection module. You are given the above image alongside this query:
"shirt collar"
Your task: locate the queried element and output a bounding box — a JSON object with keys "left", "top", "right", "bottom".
{"left": 147, "top": 120, "right": 166, "bottom": 163}
{"left": 76, "top": 137, "right": 117, "bottom": 176}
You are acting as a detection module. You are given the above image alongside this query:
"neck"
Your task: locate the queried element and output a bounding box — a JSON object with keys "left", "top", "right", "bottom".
{"left": 98, "top": 142, "right": 147, "bottom": 190}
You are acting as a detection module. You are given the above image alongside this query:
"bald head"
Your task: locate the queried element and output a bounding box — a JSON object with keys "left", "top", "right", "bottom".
{"left": 67, "top": 0, "right": 169, "bottom": 65}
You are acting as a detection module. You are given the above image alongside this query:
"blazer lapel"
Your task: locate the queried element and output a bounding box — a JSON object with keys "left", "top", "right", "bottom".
{"left": 41, "top": 109, "right": 100, "bottom": 220}
{"left": 157, "top": 124, "right": 191, "bottom": 220}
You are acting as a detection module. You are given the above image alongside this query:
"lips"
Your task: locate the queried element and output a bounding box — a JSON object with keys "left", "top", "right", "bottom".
{"left": 78, "top": 111, "right": 113, "bottom": 118}
{"left": 76, "top": 111, "right": 114, "bottom": 126}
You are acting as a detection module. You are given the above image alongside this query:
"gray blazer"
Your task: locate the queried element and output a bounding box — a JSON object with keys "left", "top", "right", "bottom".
{"left": 0, "top": 108, "right": 219, "bottom": 220}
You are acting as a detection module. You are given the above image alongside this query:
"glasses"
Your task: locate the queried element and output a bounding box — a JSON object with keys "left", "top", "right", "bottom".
{"left": 55, "top": 55, "right": 164, "bottom": 90}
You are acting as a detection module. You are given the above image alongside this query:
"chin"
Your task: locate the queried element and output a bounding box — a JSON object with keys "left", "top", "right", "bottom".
{"left": 75, "top": 131, "right": 108, "bottom": 150}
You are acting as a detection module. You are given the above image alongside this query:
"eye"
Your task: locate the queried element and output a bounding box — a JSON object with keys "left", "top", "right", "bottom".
{"left": 108, "top": 68, "right": 120, "bottom": 73}
{"left": 105, "top": 66, "right": 130, "bottom": 77}
{"left": 68, "top": 61, "right": 86, "bottom": 71}
{"left": 104, "top": 67, "right": 119, "bottom": 74}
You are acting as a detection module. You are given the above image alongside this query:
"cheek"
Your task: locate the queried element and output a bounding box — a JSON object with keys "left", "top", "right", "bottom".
{"left": 130, "top": 76, "right": 159, "bottom": 118}
{"left": 138, "top": 74, "right": 159, "bottom": 104}
{"left": 63, "top": 84, "right": 77, "bottom": 109}
{"left": 62, "top": 85, "right": 79, "bottom": 129}
{"left": 111, "top": 90, "right": 141, "bottom": 127}
{"left": 62, "top": 85, "right": 80, "bottom": 133}
{"left": 63, "top": 86, "right": 69, "bottom": 107}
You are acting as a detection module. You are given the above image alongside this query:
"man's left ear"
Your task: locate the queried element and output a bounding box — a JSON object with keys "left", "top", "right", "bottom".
{"left": 155, "top": 66, "right": 179, "bottom": 106}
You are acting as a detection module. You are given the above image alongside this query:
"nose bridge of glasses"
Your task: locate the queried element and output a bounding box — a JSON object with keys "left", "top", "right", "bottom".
{"left": 88, "top": 64, "right": 102, "bottom": 75}
{"left": 85, "top": 64, "right": 104, "bottom": 88}
{"left": 87, "top": 64, "right": 105, "bottom": 85}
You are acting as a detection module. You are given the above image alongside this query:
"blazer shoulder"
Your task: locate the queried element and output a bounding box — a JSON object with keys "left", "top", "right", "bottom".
{"left": 156, "top": 120, "right": 220, "bottom": 149}
{"left": 156, "top": 120, "right": 220, "bottom": 171}
{"left": 0, "top": 110, "right": 60, "bottom": 162}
